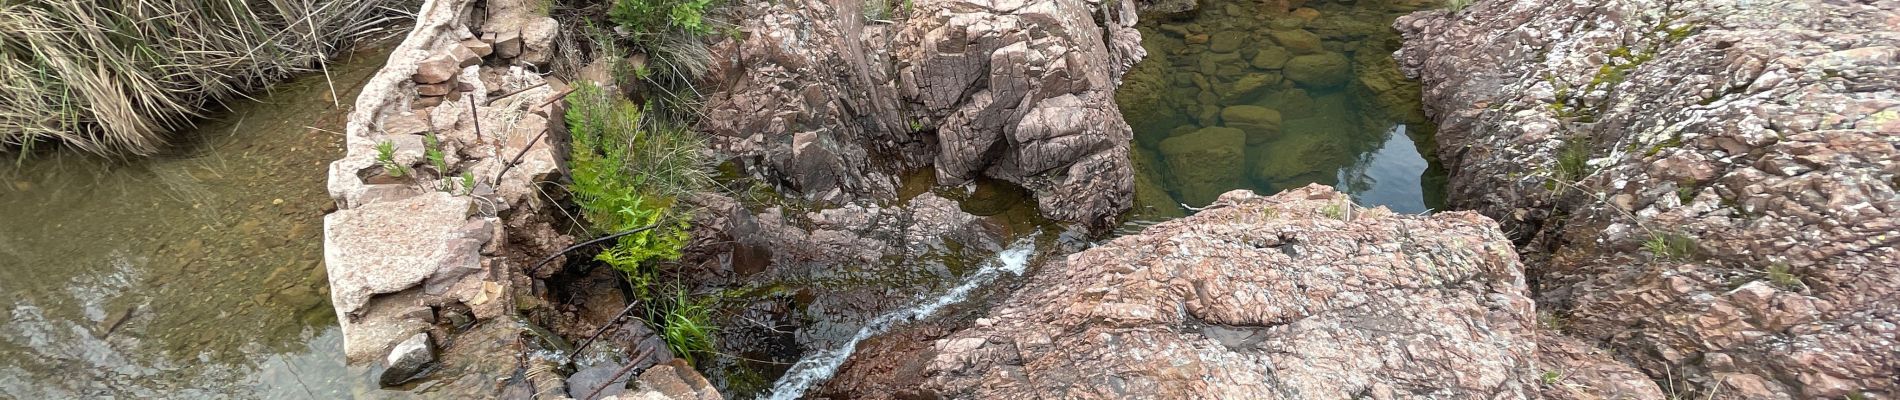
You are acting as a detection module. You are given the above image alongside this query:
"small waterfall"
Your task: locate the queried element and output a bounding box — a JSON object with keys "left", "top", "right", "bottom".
{"left": 763, "top": 240, "right": 1037, "bottom": 400}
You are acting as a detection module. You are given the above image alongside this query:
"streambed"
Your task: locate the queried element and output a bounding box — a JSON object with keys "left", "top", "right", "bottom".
{"left": 0, "top": 50, "right": 386, "bottom": 398}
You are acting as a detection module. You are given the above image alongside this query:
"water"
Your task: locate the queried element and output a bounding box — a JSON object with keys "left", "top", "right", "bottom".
{"left": 762, "top": 240, "right": 1037, "bottom": 400}
{"left": 0, "top": 50, "right": 386, "bottom": 398}
{"left": 1118, "top": 0, "right": 1448, "bottom": 221}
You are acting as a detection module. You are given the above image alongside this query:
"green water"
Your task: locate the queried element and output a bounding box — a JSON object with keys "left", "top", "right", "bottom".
{"left": 0, "top": 50, "right": 387, "bottom": 398}
{"left": 1118, "top": 0, "right": 1448, "bottom": 223}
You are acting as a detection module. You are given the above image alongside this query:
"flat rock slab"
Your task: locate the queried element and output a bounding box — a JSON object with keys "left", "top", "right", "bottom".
{"left": 324, "top": 191, "right": 483, "bottom": 318}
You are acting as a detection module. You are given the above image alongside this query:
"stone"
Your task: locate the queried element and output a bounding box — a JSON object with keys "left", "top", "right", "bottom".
{"left": 1250, "top": 46, "right": 1291, "bottom": 69}
{"left": 1218, "top": 73, "right": 1278, "bottom": 104}
{"left": 1208, "top": 33, "right": 1243, "bottom": 53}
{"left": 829, "top": 186, "right": 1543, "bottom": 398}
{"left": 412, "top": 95, "right": 444, "bottom": 109}
{"left": 1220, "top": 105, "right": 1281, "bottom": 144}
{"left": 412, "top": 55, "right": 459, "bottom": 84}
{"left": 378, "top": 333, "right": 435, "bottom": 387}
{"left": 1283, "top": 52, "right": 1352, "bottom": 87}
{"left": 1396, "top": 0, "right": 1900, "bottom": 395}
{"left": 416, "top": 80, "right": 455, "bottom": 97}
{"left": 323, "top": 192, "right": 483, "bottom": 330}
{"left": 460, "top": 38, "right": 493, "bottom": 57}
{"left": 1268, "top": 29, "right": 1324, "bottom": 55}
{"left": 518, "top": 17, "right": 558, "bottom": 65}
{"left": 1186, "top": 33, "right": 1209, "bottom": 44}
{"left": 1157, "top": 126, "right": 1245, "bottom": 206}
{"left": 447, "top": 44, "right": 482, "bottom": 68}
{"left": 493, "top": 29, "right": 522, "bottom": 59}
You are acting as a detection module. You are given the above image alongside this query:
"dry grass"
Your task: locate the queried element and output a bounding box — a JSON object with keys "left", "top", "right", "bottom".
{"left": 0, "top": 0, "right": 413, "bottom": 156}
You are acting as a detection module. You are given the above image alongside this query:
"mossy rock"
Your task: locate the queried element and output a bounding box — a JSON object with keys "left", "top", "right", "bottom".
{"left": 1268, "top": 29, "right": 1325, "bottom": 55}
{"left": 1251, "top": 46, "right": 1292, "bottom": 69}
{"left": 1221, "top": 105, "right": 1283, "bottom": 144}
{"left": 1159, "top": 126, "right": 1247, "bottom": 207}
{"left": 1219, "top": 73, "right": 1281, "bottom": 104}
{"left": 1284, "top": 52, "right": 1352, "bottom": 88}
{"left": 1129, "top": 146, "right": 1187, "bottom": 220}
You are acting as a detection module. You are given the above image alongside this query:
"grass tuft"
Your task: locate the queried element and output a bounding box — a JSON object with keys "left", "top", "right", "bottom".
{"left": 1, "top": 0, "right": 410, "bottom": 156}
{"left": 1643, "top": 231, "right": 1699, "bottom": 261}
{"left": 658, "top": 289, "right": 716, "bottom": 365}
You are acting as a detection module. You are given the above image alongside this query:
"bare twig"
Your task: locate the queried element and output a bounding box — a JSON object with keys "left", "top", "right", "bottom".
{"left": 484, "top": 81, "right": 551, "bottom": 106}
{"left": 493, "top": 126, "right": 550, "bottom": 183}
{"left": 568, "top": 300, "right": 644, "bottom": 364}
{"left": 527, "top": 224, "right": 662, "bottom": 274}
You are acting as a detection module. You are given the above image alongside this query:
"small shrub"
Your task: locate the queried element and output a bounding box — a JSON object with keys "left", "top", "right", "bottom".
{"left": 1643, "top": 231, "right": 1698, "bottom": 261}
{"left": 1764, "top": 262, "right": 1801, "bottom": 289}
{"left": 1321, "top": 202, "right": 1346, "bottom": 220}
{"left": 565, "top": 82, "right": 710, "bottom": 300}
{"left": 375, "top": 140, "right": 409, "bottom": 178}
{"left": 1554, "top": 137, "right": 1593, "bottom": 186}
{"left": 424, "top": 131, "right": 448, "bottom": 173}
{"left": 1540, "top": 371, "right": 1563, "bottom": 386}
{"left": 609, "top": 0, "right": 716, "bottom": 42}
{"left": 1445, "top": 0, "right": 1473, "bottom": 12}
{"left": 659, "top": 289, "right": 716, "bottom": 365}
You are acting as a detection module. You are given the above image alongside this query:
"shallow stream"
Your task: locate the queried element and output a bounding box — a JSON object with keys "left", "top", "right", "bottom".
{"left": 0, "top": 50, "right": 385, "bottom": 398}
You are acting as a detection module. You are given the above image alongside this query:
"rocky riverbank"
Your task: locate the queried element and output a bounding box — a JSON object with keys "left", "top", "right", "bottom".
{"left": 1397, "top": 0, "right": 1898, "bottom": 397}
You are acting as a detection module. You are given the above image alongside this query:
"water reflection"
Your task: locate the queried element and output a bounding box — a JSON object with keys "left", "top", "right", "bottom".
{"left": 0, "top": 49, "right": 386, "bottom": 398}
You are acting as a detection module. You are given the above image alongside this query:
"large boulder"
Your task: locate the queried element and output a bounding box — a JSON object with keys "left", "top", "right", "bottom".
{"left": 1221, "top": 104, "right": 1282, "bottom": 144}
{"left": 1283, "top": 52, "right": 1352, "bottom": 88}
{"left": 1157, "top": 126, "right": 1245, "bottom": 206}
{"left": 1397, "top": 0, "right": 1900, "bottom": 397}
{"left": 700, "top": 0, "right": 1146, "bottom": 228}
{"left": 856, "top": 186, "right": 1551, "bottom": 398}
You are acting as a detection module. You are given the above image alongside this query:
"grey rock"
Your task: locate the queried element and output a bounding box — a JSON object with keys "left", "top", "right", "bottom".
{"left": 1282, "top": 52, "right": 1351, "bottom": 87}
{"left": 378, "top": 333, "right": 435, "bottom": 387}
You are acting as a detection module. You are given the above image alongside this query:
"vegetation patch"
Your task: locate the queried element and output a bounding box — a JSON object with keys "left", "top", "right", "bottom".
{"left": 0, "top": 0, "right": 408, "bottom": 156}
{"left": 1642, "top": 231, "right": 1699, "bottom": 261}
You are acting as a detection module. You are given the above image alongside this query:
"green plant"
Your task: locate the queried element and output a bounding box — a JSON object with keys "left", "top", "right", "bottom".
{"left": 375, "top": 140, "right": 410, "bottom": 178}
{"left": 1540, "top": 370, "right": 1563, "bottom": 386}
{"left": 1553, "top": 137, "right": 1593, "bottom": 186}
{"left": 1, "top": 0, "right": 407, "bottom": 155}
{"left": 459, "top": 171, "right": 476, "bottom": 195}
{"left": 424, "top": 131, "right": 448, "bottom": 173}
{"left": 1675, "top": 181, "right": 1697, "bottom": 204}
{"left": 658, "top": 289, "right": 716, "bottom": 365}
{"left": 609, "top": 0, "right": 715, "bottom": 42}
{"left": 1764, "top": 262, "right": 1801, "bottom": 289}
{"left": 1643, "top": 231, "right": 1699, "bottom": 261}
{"left": 1321, "top": 202, "right": 1345, "bottom": 220}
{"left": 565, "top": 82, "right": 709, "bottom": 299}
{"left": 1445, "top": 0, "right": 1472, "bottom": 12}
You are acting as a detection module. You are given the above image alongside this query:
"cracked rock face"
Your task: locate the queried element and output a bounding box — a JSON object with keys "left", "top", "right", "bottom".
{"left": 1397, "top": 0, "right": 1899, "bottom": 397}
{"left": 700, "top": 0, "right": 1143, "bottom": 229}
{"left": 840, "top": 186, "right": 1550, "bottom": 398}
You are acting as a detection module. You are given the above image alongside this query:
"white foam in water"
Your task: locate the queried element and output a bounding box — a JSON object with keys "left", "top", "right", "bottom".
{"left": 764, "top": 241, "right": 1037, "bottom": 400}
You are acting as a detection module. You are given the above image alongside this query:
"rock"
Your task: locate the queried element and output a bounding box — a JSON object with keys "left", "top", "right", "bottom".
{"left": 460, "top": 38, "right": 493, "bottom": 57}
{"left": 412, "top": 55, "right": 459, "bottom": 84}
{"left": 1220, "top": 105, "right": 1281, "bottom": 144}
{"left": 417, "top": 81, "right": 456, "bottom": 97}
{"left": 1140, "top": 0, "right": 1198, "bottom": 18}
{"left": 1217, "top": 72, "right": 1278, "bottom": 104}
{"left": 412, "top": 95, "right": 445, "bottom": 109}
{"left": 1157, "top": 126, "right": 1245, "bottom": 206}
{"left": 1282, "top": 52, "right": 1351, "bottom": 87}
{"left": 1185, "top": 33, "right": 1209, "bottom": 44}
{"left": 517, "top": 17, "right": 558, "bottom": 65}
{"left": 493, "top": 29, "right": 522, "bottom": 58}
{"left": 1249, "top": 45, "right": 1291, "bottom": 69}
{"left": 447, "top": 44, "right": 482, "bottom": 68}
{"left": 835, "top": 186, "right": 1541, "bottom": 398}
{"left": 1268, "top": 29, "right": 1323, "bottom": 55}
{"left": 1207, "top": 33, "right": 1243, "bottom": 53}
{"left": 323, "top": 192, "right": 486, "bottom": 361}
{"left": 622, "top": 359, "right": 720, "bottom": 400}
{"left": 378, "top": 333, "right": 435, "bottom": 387}
{"left": 1397, "top": 0, "right": 1900, "bottom": 395}
{"left": 699, "top": 0, "right": 1144, "bottom": 229}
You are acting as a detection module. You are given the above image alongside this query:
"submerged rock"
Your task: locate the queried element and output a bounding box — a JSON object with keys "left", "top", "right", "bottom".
{"left": 379, "top": 333, "right": 436, "bottom": 387}
{"left": 1158, "top": 126, "right": 1245, "bottom": 206}
{"left": 1398, "top": 0, "right": 1900, "bottom": 397}
{"left": 1220, "top": 104, "right": 1282, "bottom": 144}
{"left": 1282, "top": 52, "right": 1352, "bottom": 88}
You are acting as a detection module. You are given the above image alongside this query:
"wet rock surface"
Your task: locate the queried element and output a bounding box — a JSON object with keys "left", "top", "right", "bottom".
{"left": 828, "top": 186, "right": 1592, "bottom": 398}
{"left": 700, "top": 0, "right": 1143, "bottom": 228}
{"left": 1398, "top": 0, "right": 1900, "bottom": 397}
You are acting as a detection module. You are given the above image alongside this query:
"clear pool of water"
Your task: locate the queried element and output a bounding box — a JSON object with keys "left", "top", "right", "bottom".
{"left": 1118, "top": 0, "right": 1447, "bottom": 222}
{"left": 0, "top": 49, "right": 387, "bottom": 398}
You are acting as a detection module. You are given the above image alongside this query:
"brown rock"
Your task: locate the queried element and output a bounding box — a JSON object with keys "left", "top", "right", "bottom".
{"left": 459, "top": 38, "right": 493, "bottom": 57}
{"left": 832, "top": 186, "right": 1543, "bottom": 399}
{"left": 493, "top": 29, "right": 522, "bottom": 59}
{"left": 416, "top": 81, "right": 455, "bottom": 97}
{"left": 412, "top": 55, "right": 459, "bottom": 84}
